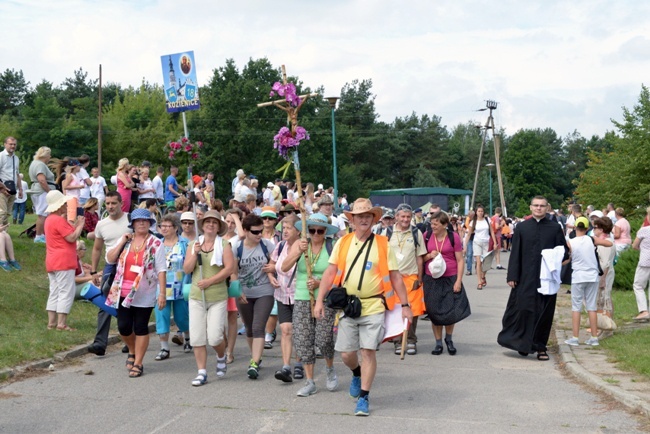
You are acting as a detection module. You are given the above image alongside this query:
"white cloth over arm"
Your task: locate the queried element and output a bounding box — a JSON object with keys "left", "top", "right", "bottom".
{"left": 538, "top": 245, "right": 565, "bottom": 295}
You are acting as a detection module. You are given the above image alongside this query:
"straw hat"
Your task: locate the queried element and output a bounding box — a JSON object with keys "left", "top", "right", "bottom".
{"left": 198, "top": 210, "right": 227, "bottom": 236}
{"left": 45, "top": 190, "right": 69, "bottom": 213}
{"left": 344, "top": 198, "right": 382, "bottom": 224}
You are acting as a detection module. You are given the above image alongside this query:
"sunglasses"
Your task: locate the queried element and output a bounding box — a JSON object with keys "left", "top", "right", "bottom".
{"left": 249, "top": 229, "right": 263, "bottom": 235}
{"left": 181, "top": 221, "right": 194, "bottom": 225}
{"left": 309, "top": 228, "right": 326, "bottom": 235}
{"left": 261, "top": 216, "right": 276, "bottom": 221}
{"left": 282, "top": 210, "right": 295, "bottom": 214}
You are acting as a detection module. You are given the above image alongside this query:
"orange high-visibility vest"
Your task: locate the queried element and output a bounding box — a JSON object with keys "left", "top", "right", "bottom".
{"left": 333, "top": 233, "right": 395, "bottom": 310}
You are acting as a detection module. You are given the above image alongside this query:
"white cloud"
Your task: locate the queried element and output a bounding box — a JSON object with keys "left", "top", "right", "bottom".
{"left": 2, "top": 0, "right": 650, "bottom": 138}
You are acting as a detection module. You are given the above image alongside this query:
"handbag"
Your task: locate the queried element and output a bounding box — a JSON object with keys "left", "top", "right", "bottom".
{"left": 597, "top": 313, "right": 617, "bottom": 331}
{"left": 228, "top": 279, "right": 242, "bottom": 298}
{"left": 325, "top": 234, "right": 374, "bottom": 318}
{"left": 3, "top": 156, "right": 17, "bottom": 195}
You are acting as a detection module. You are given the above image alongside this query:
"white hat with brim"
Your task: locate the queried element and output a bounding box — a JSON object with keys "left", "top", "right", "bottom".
{"left": 294, "top": 213, "right": 339, "bottom": 236}
{"left": 45, "top": 190, "right": 69, "bottom": 213}
{"left": 344, "top": 198, "right": 383, "bottom": 224}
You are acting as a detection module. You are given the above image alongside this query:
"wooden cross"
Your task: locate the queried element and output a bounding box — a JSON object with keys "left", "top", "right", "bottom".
{"left": 257, "top": 65, "right": 319, "bottom": 281}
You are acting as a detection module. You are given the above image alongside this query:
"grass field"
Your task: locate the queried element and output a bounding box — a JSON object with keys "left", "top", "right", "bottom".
{"left": 0, "top": 214, "right": 115, "bottom": 370}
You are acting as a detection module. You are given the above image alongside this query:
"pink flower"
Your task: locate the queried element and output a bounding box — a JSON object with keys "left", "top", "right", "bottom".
{"left": 197, "top": 141, "right": 203, "bottom": 148}
{"left": 191, "top": 153, "right": 199, "bottom": 160}
{"left": 168, "top": 151, "right": 175, "bottom": 159}
{"left": 181, "top": 137, "right": 189, "bottom": 143}
{"left": 184, "top": 145, "right": 192, "bottom": 152}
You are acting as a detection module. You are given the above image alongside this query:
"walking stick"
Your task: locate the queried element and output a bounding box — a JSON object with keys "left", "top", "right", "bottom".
{"left": 400, "top": 318, "right": 409, "bottom": 360}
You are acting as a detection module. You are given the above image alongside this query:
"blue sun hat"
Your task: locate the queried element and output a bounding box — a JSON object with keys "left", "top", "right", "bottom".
{"left": 129, "top": 208, "right": 156, "bottom": 229}
{"left": 295, "top": 212, "right": 339, "bottom": 236}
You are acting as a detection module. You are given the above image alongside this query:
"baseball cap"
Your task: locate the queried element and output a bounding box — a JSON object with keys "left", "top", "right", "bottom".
{"left": 575, "top": 216, "right": 590, "bottom": 229}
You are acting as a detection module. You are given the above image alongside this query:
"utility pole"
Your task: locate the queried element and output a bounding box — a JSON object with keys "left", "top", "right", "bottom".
{"left": 470, "top": 100, "right": 507, "bottom": 217}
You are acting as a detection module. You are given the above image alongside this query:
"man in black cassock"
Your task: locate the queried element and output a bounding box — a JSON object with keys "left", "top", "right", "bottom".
{"left": 497, "top": 196, "right": 568, "bottom": 360}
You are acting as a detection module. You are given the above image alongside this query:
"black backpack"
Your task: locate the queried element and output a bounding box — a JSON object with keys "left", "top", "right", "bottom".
{"left": 384, "top": 225, "right": 421, "bottom": 250}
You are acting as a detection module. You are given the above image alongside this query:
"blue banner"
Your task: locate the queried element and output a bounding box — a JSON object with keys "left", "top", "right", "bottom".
{"left": 160, "top": 51, "right": 200, "bottom": 113}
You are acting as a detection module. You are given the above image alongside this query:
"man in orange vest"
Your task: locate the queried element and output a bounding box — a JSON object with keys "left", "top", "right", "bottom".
{"left": 314, "top": 198, "right": 413, "bottom": 417}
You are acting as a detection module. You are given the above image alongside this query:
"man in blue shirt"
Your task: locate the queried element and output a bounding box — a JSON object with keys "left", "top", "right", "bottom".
{"left": 164, "top": 166, "right": 185, "bottom": 208}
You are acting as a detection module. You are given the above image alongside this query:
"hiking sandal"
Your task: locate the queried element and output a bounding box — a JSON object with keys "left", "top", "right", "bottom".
{"left": 155, "top": 349, "right": 170, "bottom": 361}
{"left": 126, "top": 354, "right": 135, "bottom": 370}
{"left": 129, "top": 364, "right": 143, "bottom": 378}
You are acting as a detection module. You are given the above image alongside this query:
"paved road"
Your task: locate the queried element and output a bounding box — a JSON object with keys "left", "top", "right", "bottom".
{"left": 0, "top": 260, "right": 646, "bottom": 433}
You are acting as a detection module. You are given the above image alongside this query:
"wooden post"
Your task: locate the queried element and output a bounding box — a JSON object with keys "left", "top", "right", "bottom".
{"left": 97, "top": 64, "right": 102, "bottom": 172}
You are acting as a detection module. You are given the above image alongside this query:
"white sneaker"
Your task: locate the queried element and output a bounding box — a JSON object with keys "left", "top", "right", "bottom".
{"left": 564, "top": 337, "right": 579, "bottom": 346}
{"left": 584, "top": 337, "right": 599, "bottom": 346}
{"left": 297, "top": 380, "right": 317, "bottom": 397}
{"left": 325, "top": 366, "right": 338, "bottom": 391}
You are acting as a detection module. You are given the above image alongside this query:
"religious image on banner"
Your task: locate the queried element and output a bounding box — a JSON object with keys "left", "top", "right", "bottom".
{"left": 160, "top": 51, "right": 200, "bottom": 113}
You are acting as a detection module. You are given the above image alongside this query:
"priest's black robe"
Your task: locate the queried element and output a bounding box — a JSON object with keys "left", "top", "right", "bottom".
{"left": 497, "top": 217, "right": 568, "bottom": 354}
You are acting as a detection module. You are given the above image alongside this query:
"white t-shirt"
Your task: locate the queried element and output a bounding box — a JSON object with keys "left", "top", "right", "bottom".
{"left": 138, "top": 179, "right": 155, "bottom": 199}
{"left": 472, "top": 219, "right": 490, "bottom": 243}
{"left": 263, "top": 188, "right": 273, "bottom": 205}
{"left": 152, "top": 175, "right": 164, "bottom": 200}
{"left": 95, "top": 213, "right": 131, "bottom": 263}
{"left": 89, "top": 176, "right": 107, "bottom": 199}
{"left": 607, "top": 210, "right": 617, "bottom": 224}
{"left": 14, "top": 180, "right": 29, "bottom": 204}
{"left": 78, "top": 167, "right": 91, "bottom": 200}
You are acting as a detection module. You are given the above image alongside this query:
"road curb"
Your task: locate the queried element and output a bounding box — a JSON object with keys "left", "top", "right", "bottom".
{"left": 0, "top": 322, "right": 158, "bottom": 381}
{"left": 555, "top": 328, "right": 650, "bottom": 419}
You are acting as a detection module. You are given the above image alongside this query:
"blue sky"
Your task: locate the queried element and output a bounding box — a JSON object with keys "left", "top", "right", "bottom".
{"left": 3, "top": 0, "right": 650, "bottom": 138}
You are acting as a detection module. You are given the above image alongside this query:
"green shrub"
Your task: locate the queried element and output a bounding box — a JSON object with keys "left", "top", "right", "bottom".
{"left": 614, "top": 247, "right": 640, "bottom": 290}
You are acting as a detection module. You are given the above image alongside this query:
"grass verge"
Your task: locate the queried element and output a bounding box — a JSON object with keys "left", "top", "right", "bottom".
{"left": 0, "top": 214, "right": 116, "bottom": 370}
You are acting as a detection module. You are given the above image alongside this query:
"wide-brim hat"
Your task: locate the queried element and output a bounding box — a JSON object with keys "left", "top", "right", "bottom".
{"left": 198, "top": 210, "right": 227, "bottom": 236}
{"left": 129, "top": 208, "right": 156, "bottom": 229}
{"left": 295, "top": 213, "right": 339, "bottom": 236}
{"left": 45, "top": 190, "right": 69, "bottom": 213}
{"left": 280, "top": 203, "right": 297, "bottom": 214}
{"left": 318, "top": 195, "right": 334, "bottom": 205}
{"left": 344, "top": 198, "right": 383, "bottom": 224}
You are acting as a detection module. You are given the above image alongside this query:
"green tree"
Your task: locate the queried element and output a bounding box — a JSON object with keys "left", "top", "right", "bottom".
{"left": 575, "top": 85, "right": 650, "bottom": 213}
{"left": 0, "top": 69, "right": 30, "bottom": 116}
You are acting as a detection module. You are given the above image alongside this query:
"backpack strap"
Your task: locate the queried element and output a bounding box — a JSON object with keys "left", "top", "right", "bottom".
{"left": 411, "top": 226, "right": 420, "bottom": 250}
{"left": 277, "top": 240, "right": 287, "bottom": 257}
{"left": 447, "top": 228, "right": 455, "bottom": 248}
{"left": 385, "top": 226, "right": 393, "bottom": 241}
{"left": 237, "top": 239, "right": 271, "bottom": 269}
{"left": 325, "top": 238, "right": 333, "bottom": 256}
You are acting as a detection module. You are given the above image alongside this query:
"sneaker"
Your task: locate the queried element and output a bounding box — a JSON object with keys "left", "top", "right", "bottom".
{"left": 247, "top": 360, "right": 259, "bottom": 379}
{"left": 192, "top": 373, "right": 207, "bottom": 386}
{"left": 296, "top": 379, "right": 317, "bottom": 397}
{"left": 238, "top": 326, "right": 246, "bottom": 335}
{"left": 275, "top": 367, "right": 293, "bottom": 383}
{"left": 326, "top": 366, "right": 338, "bottom": 391}
{"left": 349, "top": 375, "right": 361, "bottom": 398}
{"left": 87, "top": 344, "right": 106, "bottom": 356}
{"left": 8, "top": 261, "right": 21, "bottom": 271}
{"left": 171, "top": 334, "right": 183, "bottom": 345}
{"left": 584, "top": 337, "right": 599, "bottom": 346}
{"left": 394, "top": 342, "right": 402, "bottom": 355}
{"left": 216, "top": 356, "right": 227, "bottom": 378}
{"left": 34, "top": 235, "right": 46, "bottom": 244}
{"left": 184, "top": 342, "right": 193, "bottom": 353}
{"left": 293, "top": 365, "right": 304, "bottom": 380}
{"left": 496, "top": 265, "right": 506, "bottom": 270}
{"left": 564, "top": 337, "right": 579, "bottom": 346}
{"left": 355, "top": 395, "right": 369, "bottom": 416}
{"left": 264, "top": 340, "right": 273, "bottom": 349}
{"left": 271, "top": 330, "right": 277, "bottom": 343}
{"left": 0, "top": 261, "right": 11, "bottom": 272}
{"left": 122, "top": 345, "right": 129, "bottom": 353}
{"left": 406, "top": 343, "right": 417, "bottom": 355}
